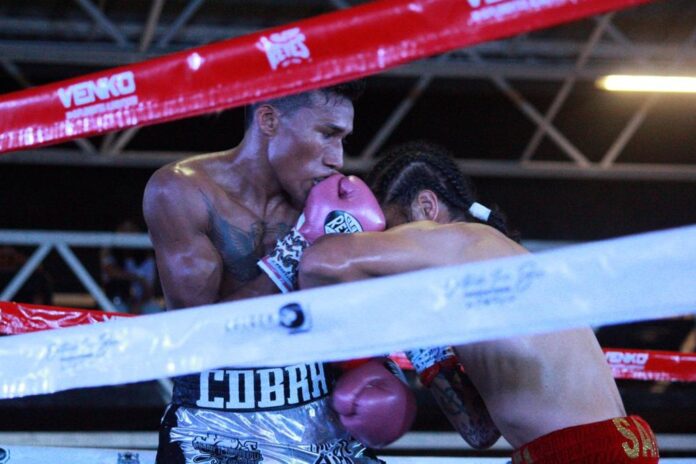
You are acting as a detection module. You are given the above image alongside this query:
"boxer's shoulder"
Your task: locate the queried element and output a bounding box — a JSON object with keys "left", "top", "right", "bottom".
{"left": 443, "top": 222, "right": 526, "bottom": 259}
{"left": 148, "top": 153, "right": 245, "bottom": 211}
{"left": 145, "top": 167, "right": 201, "bottom": 211}
{"left": 383, "top": 221, "right": 525, "bottom": 263}
{"left": 144, "top": 162, "right": 219, "bottom": 238}
{"left": 146, "top": 158, "right": 203, "bottom": 199}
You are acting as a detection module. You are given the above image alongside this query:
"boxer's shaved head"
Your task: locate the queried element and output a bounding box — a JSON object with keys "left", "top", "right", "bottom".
{"left": 244, "top": 80, "right": 365, "bottom": 130}
{"left": 369, "top": 141, "right": 518, "bottom": 241}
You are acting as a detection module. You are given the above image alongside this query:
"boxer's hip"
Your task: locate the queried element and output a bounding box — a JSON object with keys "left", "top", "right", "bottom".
{"left": 156, "top": 399, "right": 384, "bottom": 463}
{"left": 158, "top": 362, "right": 384, "bottom": 463}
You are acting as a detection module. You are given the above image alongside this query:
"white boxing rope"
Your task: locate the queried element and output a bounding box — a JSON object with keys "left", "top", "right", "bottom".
{"left": 1, "top": 225, "right": 695, "bottom": 399}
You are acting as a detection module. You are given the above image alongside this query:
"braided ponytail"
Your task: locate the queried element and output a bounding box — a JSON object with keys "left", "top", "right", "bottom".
{"left": 369, "top": 141, "right": 520, "bottom": 242}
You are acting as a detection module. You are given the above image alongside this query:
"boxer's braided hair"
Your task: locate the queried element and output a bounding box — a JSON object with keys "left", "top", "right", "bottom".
{"left": 368, "top": 141, "right": 519, "bottom": 241}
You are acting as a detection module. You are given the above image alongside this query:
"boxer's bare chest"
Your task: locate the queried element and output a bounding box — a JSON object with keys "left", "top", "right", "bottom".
{"left": 202, "top": 189, "right": 297, "bottom": 295}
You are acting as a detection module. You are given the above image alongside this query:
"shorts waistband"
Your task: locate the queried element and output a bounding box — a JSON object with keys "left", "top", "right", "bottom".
{"left": 172, "top": 362, "right": 335, "bottom": 412}
{"left": 512, "top": 415, "right": 659, "bottom": 464}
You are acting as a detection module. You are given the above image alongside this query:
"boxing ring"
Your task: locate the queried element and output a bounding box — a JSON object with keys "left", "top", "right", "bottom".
{"left": 1, "top": 0, "right": 696, "bottom": 462}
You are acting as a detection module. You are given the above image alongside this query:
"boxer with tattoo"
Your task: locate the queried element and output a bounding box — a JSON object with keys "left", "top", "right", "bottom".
{"left": 143, "top": 82, "right": 414, "bottom": 464}
{"left": 298, "top": 141, "right": 659, "bottom": 464}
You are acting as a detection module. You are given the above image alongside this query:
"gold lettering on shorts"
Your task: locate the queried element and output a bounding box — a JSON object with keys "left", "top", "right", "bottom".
{"left": 632, "top": 417, "right": 658, "bottom": 458}
{"left": 511, "top": 448, "right": 534, "bottom": 464}
{"left": 523, "top": 448, "right": 534, "bottom": 463}
{"left": 613, "top": 417, "right": 640, "bottom": 459}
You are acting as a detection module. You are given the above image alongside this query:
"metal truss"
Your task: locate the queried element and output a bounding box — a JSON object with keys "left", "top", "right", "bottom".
{"left": 0, "top": 0, "right": 695, "bottom": 180}
{"left": 0, "top": 229, "right": 153, "bottom": 311}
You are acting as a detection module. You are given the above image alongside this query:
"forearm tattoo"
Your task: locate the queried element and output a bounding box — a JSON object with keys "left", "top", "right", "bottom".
{"left": 430, "top": 370, "right": 501, "bottom": 449}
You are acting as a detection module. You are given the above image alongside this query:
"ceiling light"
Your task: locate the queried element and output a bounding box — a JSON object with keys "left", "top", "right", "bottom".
{"left": 596, "top": 75, "right": 696, "bottom": 93}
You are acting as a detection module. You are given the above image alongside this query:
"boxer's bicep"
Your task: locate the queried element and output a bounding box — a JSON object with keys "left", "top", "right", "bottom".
{"left": 299, "top": 229, "right": 439, "bottom": 285}
{"left": 143, "top": 171, "right": 222, "bottom": 309}
{"left": 155, "top": 232, "right": 222, "bottom": 309}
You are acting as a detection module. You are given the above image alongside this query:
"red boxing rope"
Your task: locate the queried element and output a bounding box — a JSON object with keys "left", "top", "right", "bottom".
{"left": 0, "top": 0, "right": 652, "bottom": 154}
{"left": 603, "top": 348, "right": 696, "bottom": 383}
{"left": 389, "top": 349, "right": 696, "bottom": 383}
{"left": 1, "top": 301, "right": 694, "bottom": 383}
{"left": 0, "top": 301, "right": 133, "bottom": 334}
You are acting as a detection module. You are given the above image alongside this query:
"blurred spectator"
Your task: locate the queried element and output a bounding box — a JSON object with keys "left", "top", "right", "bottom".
{"left": 0, "top": 246, "right": 54, "bottom": 305}
{"left": 100, "top": 220, "right": 162, "bottom": 314}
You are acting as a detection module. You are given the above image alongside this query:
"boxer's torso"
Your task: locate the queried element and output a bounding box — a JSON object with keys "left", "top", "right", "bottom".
{"left": 153, "top": 155, "right": 380, "bottom": 461}
{"left": 150, "top": 152, "right": 385, "bottom": 462}
{"left": 456, "top": 327, "right": 626, "bottom": 448}
{"left": 177, "top": 152, "right": 300, "bottom": 301}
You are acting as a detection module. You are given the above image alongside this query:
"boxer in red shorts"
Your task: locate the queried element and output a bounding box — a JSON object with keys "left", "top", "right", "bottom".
{"left": 298, "top": 141, "right": 659, "bottom": 463}
{"left": 511, "top": 415, "right": 658, "bottom": 463}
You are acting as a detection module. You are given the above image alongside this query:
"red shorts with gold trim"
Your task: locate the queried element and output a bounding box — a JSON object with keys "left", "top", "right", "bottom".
{"left": 511, "top": 415, "right": 659, "bottom": 464}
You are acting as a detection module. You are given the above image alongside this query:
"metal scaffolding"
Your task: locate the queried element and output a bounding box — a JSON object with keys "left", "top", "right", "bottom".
{"left": 0, "top": 0, "right": 694, "bottom": 180}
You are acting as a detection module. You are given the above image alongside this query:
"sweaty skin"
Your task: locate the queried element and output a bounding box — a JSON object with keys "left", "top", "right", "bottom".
{"left": 143, "top": 92, "right": 354, "bottom": 308}
{"left": 298, "top": 216, "right": 626, "bottom": 449}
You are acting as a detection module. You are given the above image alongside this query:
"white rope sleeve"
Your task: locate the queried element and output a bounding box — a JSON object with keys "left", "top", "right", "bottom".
{"left": 0, "top": 225, "right": 695, "bottom": 399}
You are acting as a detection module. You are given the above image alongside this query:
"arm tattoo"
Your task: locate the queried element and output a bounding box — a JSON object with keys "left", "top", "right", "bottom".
{"left": 429, "top": 369, "right": 501, "bottom": 449}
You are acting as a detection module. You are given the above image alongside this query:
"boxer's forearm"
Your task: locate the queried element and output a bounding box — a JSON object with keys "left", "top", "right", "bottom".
{"left": 429, "top": 370, "right": 501, "bottom": 449}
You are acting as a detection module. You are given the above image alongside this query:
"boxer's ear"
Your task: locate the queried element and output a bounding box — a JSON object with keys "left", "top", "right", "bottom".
{"left": 410, "top": 190, "right": 439, "bottom": 222}
{"left": 256, "top": 104, "right": 279, "bottom": 136}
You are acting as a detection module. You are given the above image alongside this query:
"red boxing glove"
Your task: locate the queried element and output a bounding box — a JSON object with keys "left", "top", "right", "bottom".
{"left": 332, "top": 358, "right": 417, "bottom": 449}
{"left": 258, "top": 174, "right": 385, "bottom": 292}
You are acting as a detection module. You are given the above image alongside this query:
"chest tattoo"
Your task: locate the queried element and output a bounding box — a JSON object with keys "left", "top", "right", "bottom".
{"left": 204, "top": 197, "right": 292, "bottom": 283}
